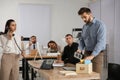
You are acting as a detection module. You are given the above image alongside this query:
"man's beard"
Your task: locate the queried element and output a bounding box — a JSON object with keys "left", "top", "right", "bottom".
{"left": 85, "top": 17, "right": 91, "bottom": 24}
{"left": 33, "top": 41, "right": 36, "bottom": 44}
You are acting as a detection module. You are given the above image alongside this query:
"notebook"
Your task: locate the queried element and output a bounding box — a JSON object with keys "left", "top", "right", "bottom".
{"left": 63, "top": 67, "right": 76, "bottom": 71}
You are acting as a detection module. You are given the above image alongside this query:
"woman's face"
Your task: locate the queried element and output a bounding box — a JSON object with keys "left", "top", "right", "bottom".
{"left": 49, "top": 43, "right": 55, "bottom": 48}
{"left": 9, "top": 21, "right": 16, "bottom": 32}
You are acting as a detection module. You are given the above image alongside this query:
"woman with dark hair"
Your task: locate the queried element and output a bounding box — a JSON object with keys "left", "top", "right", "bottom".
{"left": 47, "top": 40, "right": 61, "bottom": 53}
{"left": 0, "top": 19, "right": 24, "bottom": 80}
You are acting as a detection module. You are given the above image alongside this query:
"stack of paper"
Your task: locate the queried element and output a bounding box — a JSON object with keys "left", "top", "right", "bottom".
{"left": 62, "top": 67, "right": 76, "bottom": 71}
{"left": 47, "top": 53, "right": 58, "bottom": 56}
{"left": 53, "top": 61, "right": 64, "bottom": 67}
{"left": 59, "top": 71, "right": 77, "bottom": 76}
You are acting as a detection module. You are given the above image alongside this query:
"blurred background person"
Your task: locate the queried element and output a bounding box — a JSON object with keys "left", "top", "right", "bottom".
{"left": 24, "top": 35, "right": 41, "bottom": 79}
{"left": 25, "top": 35, "right": 41, "bottom": 56}
{"left": 25, "top": 35, "right": 37, "bottom": 50}
{"left": 62, "top": 34, "right": 79, "bottom": 64}
{"left": 47, "top": 40, "right": 61, "bottom": 53}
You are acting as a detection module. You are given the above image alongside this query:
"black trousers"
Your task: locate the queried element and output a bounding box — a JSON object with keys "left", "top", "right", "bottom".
{"left": 22, "top": 58, "right": 30, "bottom": 80}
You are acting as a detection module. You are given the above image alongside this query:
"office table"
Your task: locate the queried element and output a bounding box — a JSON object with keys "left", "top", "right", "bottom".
{"left": 22, "top": 55, "right": 57, "bottom": 80}
{"left": 28, "top": 60, "right": 100, "bottom": 80}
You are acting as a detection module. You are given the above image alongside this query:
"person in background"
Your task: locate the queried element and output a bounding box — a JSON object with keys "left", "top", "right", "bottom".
{"left": 25, "top": 35, "right": 37, "bottom": 50}
{"left": 47, "top": 40, "right": 61, "bottom": 53}
{"left": 62, "top": 34, "right": 79, "bottom": 64}
{"left": 0, "top": 19, "right": 24, "bottom": 80}
{"left": 25, "top": 35, "right": 41, "bottom": 56}
{"left": 77, "top": 7, "right": 106, "bottom": 77}
{"left": 24, "top": 35, "right": 40, "bottom": 79}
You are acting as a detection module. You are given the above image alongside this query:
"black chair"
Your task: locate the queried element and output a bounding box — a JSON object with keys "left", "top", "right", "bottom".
{"left": 107, "top": 63, "right": 120, "bottom": 80}
{"left": 72, "top": 28, "right": 82, "bottom": 39}
{"left": 0, "top": 32, "right": 3, "bottom": 35}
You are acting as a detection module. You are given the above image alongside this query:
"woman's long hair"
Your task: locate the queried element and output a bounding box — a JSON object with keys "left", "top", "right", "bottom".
{"left": 47, "top": 40, "right": 58, "bottom": 51}
{"left": 4, "top": 19, "right": 15, "bottom": 34}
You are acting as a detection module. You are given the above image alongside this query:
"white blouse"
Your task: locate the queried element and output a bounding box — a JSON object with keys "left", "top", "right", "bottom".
{"left": 0, "top": 34, "right": 21, "bottom": 54}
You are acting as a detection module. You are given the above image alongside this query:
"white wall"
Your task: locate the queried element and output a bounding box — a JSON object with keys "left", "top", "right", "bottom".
{"left": 0, "top": 0, "right": 18, "bottom": 32}
{"left": 114, "top": 0, "right": 120, "bottom": 64}
{"left": 50, "top": 0, "right": 88, "bottom": 45}
{"left": 0, "top": 0, "right": 88, "bottom": 48}
{"left": 101, "top": 0, "right": 115, "bottom": 63}
{"left": 88, "top": 0, "right": 101, "bottom": 19}
{"left": 19, "top": 4, "right": 51, "bottom": 45}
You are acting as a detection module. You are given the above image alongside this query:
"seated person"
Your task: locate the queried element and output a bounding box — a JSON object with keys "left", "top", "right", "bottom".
{"left": 26, "top": 35, "right": 37, "bottom": 50}
{"left": 62, "top": 34, "right": 80, "bottom": 64}
{"left": 47, "top": 40, "right": 61, "bottom": 53}
{"left": 25, "top": 36, "right": 39, "bottom": 78}
{"left": 25, "top": 35, "right": 40, "bottom": 56}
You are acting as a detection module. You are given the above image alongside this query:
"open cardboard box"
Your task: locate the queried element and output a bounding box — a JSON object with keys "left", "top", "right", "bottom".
{"left": 76, "top": 63, "right": 92, "bottom": 74}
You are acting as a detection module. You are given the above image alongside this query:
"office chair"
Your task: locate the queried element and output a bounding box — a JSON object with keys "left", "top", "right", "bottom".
{"left": 72, "top": 28, "right": 82, "bottom": 39}
{"left": 0, "top": 32, "right": 3, "bottom": 35}
{"left": 107, "top": 63, "right": 120, "bottom": 80}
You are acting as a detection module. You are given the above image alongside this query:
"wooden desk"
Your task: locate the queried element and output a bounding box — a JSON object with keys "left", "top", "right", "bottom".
{"left": 24, "top": 55, "right": 57, "bottom": 59}
{"left": 22, "top": 55, "right": 57, "bottom": 80}
{"left": 28, "top": 60, "right": 100, "bottom": 80}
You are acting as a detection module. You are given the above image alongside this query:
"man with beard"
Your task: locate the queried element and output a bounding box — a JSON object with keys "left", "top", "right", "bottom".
{"left": 77, "top": 7, "right": 106, "bottom": 79}
{"left": 26, "top": 36, "right": 37, "bottom": 50}
{"left": 24, "top": 35, "right": 38, "bottom": 79}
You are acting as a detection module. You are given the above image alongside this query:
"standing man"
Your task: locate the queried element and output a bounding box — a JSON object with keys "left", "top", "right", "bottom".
{"left": 77, "top": 7, "right": 106, "bottom": 77}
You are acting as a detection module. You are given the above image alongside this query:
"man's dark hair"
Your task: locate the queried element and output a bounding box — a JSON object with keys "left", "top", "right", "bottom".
{"left": 31, "top": 35, "right": 36, "bottom": 38}
{"left": 78, "top": 7, "right": 91, "bottom": 15}
{"left": 65, "top": 34, "right": 73, "bottom": 38}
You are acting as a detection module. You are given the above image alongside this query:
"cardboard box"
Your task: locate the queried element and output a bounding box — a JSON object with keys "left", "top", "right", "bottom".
{"left": 76, "top": 63, "right": 92, "bottom": 74}
{"left": 29, "top": 50, "right": 38, "bottom": 56}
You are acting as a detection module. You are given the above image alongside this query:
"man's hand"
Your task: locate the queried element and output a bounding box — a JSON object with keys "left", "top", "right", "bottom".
{"left": 55, "top": 60, "right": 63, "bottom": 63}
{"left": 76, "top": 49, "right": 81, "bottom": 53}
{"left": 29, "top": 41, "right": 32, "bottom": 46}
{"left": 84, "top": 55, "right": 95, "bottom": 60}
{"left": 21, "top": 51, "right": 26, "bottom": 57}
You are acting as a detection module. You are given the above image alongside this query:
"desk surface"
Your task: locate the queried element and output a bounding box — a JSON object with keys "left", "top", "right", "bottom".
{"left": 28, "top": 60, "right": 100, "bottom": 80}
{"left": 24, "top": 54, "right": 57, "bottom": 59}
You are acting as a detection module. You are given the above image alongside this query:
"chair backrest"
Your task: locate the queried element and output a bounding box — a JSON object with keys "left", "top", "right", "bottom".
{"left": 108, "top": 63, "right": 120, "bottom": 80}
{"left": 0, "top": 32, "right": 3, "bottom": 35}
